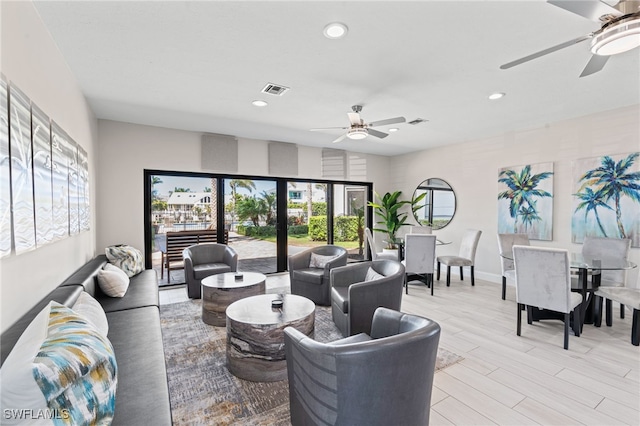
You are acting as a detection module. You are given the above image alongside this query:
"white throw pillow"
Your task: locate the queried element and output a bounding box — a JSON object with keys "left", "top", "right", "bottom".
{"left": 365, "top": 267, "right": 385, "bottom": 281}
{"left": 97, "top": 263, "right": 130, "bottom": 297}
{"left": 309, "top": 253, "right": 339, "bottom": 269}
{"left": 0, "top": 302, "right": 52, "bottom": 425}
{"left": 72, "top": 292, "right": 109, "bottom": 335}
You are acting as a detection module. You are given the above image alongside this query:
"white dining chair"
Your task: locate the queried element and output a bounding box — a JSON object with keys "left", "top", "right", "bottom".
{"left": 513, "top": 245, "right": 583, "bottom": 350}
{"left": 594, "top": 272, "right": 640, "bottom": 346}
{"left": 365, "top": 227, "right": 397, "bottom": 261}
{"left": 437, "top": 229, "right": 482, "bottom": 287}
{"left": 402, "top": 234, "right": 437, "bottom": 296}
{"left": 410, "top": 225, "right": 432, "bottom": 234}
{"left": 497, "top": 233, "right": 530, "bottom": 300}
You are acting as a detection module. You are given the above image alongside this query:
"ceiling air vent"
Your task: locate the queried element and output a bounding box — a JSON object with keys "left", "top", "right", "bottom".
{"left": 261, "top": 83, "right": 290, "bottom": 96}
{"left": 408, "top": 118, "right": 428, "bottom": 125}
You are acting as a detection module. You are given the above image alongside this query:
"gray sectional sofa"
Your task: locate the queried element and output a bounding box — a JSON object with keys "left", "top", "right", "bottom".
{"left": 0, "top": 254, "right": 172, "bottom": 425}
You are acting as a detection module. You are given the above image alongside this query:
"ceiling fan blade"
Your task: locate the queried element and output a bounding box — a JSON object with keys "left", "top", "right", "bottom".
{"left": 580, "top": 54, "right": 609, "bottom": 77}
{"left": 367, "top": 128, "right": 389, "bottom": 139}
{"left": 332, "top": 133, "right": 348, "bottom": 144}
{"left": 368, "top": 116, "right": 406, "bottom": 127}
{"left": 500, "top": 34, "right": 592, "bottom": 69}
{"left": 347, "top": 112, "right": 361, "bottom": 126}
{"left": 548, "top": 0, "right": 622, "bottom": 22}
{"left": 310, "top": 126, "right": 349, "bottom": 131}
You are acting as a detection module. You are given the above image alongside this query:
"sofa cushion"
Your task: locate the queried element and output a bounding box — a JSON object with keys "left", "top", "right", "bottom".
{"left": 309, "top": 252, "right": 339, "bottom": 269}
{"left": 98, "top": 263, "right": 130, "bottom": 297}
{"left": 193, "top": 263, "right": 232, "bottom": 280}
{"left": 292, "top": 268, "right": 325, "bottom": 285}
{"left": 33, "top": 303, "right": 117, "bottom": 425}
{"left": 98, "top": 270, "right": 159, "bottom": 313}
{"left": 72, "top": 291, "right": 109, "bottom": 335}
{"left": 105, "top": 307, "right": 171, "bottom": 425}
{"left": 105, "top": 245, "right": 144, "bottom": 277}
{"left": 332, "top": 286, "right": 349, "bottom": 313}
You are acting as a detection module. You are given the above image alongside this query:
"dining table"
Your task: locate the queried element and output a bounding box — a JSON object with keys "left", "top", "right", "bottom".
{"left": 501, "top": 250, "right": 637, "bottom": 332}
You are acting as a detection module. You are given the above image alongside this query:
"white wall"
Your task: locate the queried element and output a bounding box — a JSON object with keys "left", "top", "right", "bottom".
{"left": 0, "top": 1, "right": 98, "bottom": 332}
{"left": 390, "top": 104, "right": 640, "bottom": 287}
{"left": 96, "top": 120, "right": 391, "bottom": 252}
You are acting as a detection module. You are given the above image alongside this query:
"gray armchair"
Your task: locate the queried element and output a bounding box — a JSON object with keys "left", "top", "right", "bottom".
{"left": 284, "top": 307, "right": 441, "bottom": 426}
{"left": 288, "top": 245, "right": 348, "bottom": 305}
{"left": 183, "top": 243, "right": 238, "bottom": 299}
{"left": 330, "top": 260, "right": 405, "bottom": 336}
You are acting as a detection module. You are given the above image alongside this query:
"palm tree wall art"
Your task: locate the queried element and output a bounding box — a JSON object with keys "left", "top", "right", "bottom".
{"left": 572, "top": 152, "right": 640, "bottom": 247}
{"left": 0, "top": 76, "right": 11, "bottom": 258}
{"left": 498, "top": 162, "right": 554, "bottom": 240}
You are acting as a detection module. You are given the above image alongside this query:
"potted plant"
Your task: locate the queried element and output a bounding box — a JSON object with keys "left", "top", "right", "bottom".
{"left": 368, "top": 190, "right": 426, "bottom": 249}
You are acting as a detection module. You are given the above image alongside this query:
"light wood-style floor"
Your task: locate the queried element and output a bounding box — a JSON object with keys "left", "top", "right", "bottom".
{"left": 160, "top": 274, "right": 640, "bottom": 425}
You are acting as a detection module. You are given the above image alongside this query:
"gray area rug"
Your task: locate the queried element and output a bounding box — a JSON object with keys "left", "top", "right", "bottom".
{"left": 160, "top": 299, "right": 462, "bottom": 425}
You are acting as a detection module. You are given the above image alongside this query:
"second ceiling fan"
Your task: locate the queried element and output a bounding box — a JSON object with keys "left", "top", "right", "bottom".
{"left": 310, "top": 105, "right": 405, "bottom": 144}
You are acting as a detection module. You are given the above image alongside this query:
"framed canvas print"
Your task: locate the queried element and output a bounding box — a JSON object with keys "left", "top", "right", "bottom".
{"left": 498, "top": 162, "right": 554, "bottom": 241}
{"left": 68, "top": 137, "right": 80, "bottom": 236}
{"left": 572, "top": 152, "right": 640, "bottom": 247}
{"left": 32, "top": 103, "right": 54, "bottom": 247}
{"left": 9, "top": 84, "right": 36, "bottom": 254}
{"left": 0, "top": 75, "right": 10, "bottom": 257}
{"left": 78, "top": 145, "right": 90, "bottom": 232}
{"left": 51, "top": 121, "right": 70, "bottom": 240}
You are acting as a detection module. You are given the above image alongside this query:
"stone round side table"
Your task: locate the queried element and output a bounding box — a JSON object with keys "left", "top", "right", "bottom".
{"left": 226, "top": 294, "right": 315, "bottom": 382}
{"left": 201, "top": 272, "right": 266, "bottom": 326}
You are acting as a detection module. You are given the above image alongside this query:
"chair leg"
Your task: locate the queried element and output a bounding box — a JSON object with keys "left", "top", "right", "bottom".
{"left": 501, "top": 276, "right": 506, "bottom": 300}
{"left": 573, "top": 306, "right": 581, "bottom": 338}
{"left": 429, "top": 274, "right": 434, "bottom": 296}
{"left": 606, "top": 298, "right": 613, "bottom": 327}
{"left": 526, "top": 306, "right": 533, "bottom": 325}
{"left": 446, "top": 266, "right": 451, "bottom": 287}
{"left": 620, "top": 304, "right": 625, "bottom": 319}
{"left": 632, "top": 309, "right": 639, "bottom": 346}
{"left": 404, "top": 274, "right": 408, "bottom": 295}
{"left": 564, "top": 313, "right": 570, "bottom": 350}
{"left": 593, "top": 295, "right": 603, "bottom": 327}
{"left": 161, "top": 253, "right": 165, "bottom": 279}
{"left": 437, "top": 262, "right": 441, "bottom": 280}
{"left": 459, "top": 266, "right": 464, "bottom": 281}
{"left": 470, "top": 266, "right": 475, "bottom": 286}
{"left": 517, "top": 303, "right": 522, "bottom": 336}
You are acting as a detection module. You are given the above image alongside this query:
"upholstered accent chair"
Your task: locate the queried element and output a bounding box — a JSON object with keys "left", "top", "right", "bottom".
{"left": 577, "top": 236, "right": 631, "bottom": 322}
{"left": 594, "top": 271, "right": 640, "bottom": 346}
{"left": 330, "top": 260, "right": 405, "bottom": 336}
{"left": 288, "top": 245, "right": 348, "bottom": 305}
{"left": 364, "top": 227, "right": 397, "bottom": 261}
{"left": 513, "top": 245, "right": 583, "bottom": 350}
{"left": 497, "top": 233, "right": 530, "bottom": 300}
{"left": 402, "top": 234, "right": 437, "bottom": 295}
{"left": 183, "top": 243, "right": 238, "bottom": 299}
{"left": 284, "top": 307, "right": 441, "bottom": 426}
{"left": 437, "top": 229, "right": 482, "bottom": 287}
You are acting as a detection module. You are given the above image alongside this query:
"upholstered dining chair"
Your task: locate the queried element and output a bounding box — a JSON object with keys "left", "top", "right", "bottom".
{"left": 402, "top": 234, "right": 437, "bottom": 295}
{"left": 330, "top": 260, "right": 405, "bottom": 336}
{"left": 497, "top": 233, "right": 530, "bottom": 300}
{"left": 288, "top": 245, "right": 348, "bottom": 305}
{"left": 284, "top": 307, "right": 441, "bottom": 426}
{"left": 513, "top": 245, "right": 583, "bottom": 350}
{"left": 577, "top": 236, "right": 631, "bottom": 323}
{"left": 183, "top": 243, "right": 238, "bottom": 299}
{"left": 410, "top": 225, "right": 432, "bottom": 234}
{"left": 594, "top": 273, "right": 640, "bottom": 346}
{"left": 364, "top": 227, "right": 397, "bottom": 261}
{"left": 437, "top": 229, "right": 482, "bottom": 287}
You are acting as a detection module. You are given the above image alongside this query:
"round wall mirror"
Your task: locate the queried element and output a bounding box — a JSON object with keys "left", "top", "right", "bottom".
{"left": 412, "top": 178, "right": 456, "bottom": 230}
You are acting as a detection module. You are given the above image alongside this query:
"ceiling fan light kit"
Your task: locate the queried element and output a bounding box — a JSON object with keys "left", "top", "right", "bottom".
{"left": 310, "top": 105, "right": 406, "bottom": 143}
{"left": 347, "top": 128, "right": 368, "bottom": 140}
{"left": 590, "top": 15, "right": 640, "bottom": 55}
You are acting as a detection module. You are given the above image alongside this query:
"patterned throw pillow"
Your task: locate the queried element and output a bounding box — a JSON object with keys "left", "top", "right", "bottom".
{"left": 32, "top": 302, "right": 117, "bottom": 426}
{"left": 105, "top": 244, "right": 144, "bottom": 277}
{"left": 309, "top": 253, "right": 339, "bottom": 269}
{"left": 365, "top": 267, "right": 385, "bottom": 281}
{"left": 97, "top": 263, "right": 130, "bottom": 298}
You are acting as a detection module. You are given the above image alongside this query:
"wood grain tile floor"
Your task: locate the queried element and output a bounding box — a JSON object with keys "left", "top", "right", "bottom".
{"left": 160, "top": 273, "right": 640, "bottom": 425}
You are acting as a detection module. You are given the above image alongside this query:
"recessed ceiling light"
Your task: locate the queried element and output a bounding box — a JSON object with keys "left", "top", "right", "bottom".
{"left": 488, "top": 92, "right": 505, "bottom": 100}
{"left": 323, "top": 22, "right": 348, "bottom": 39}
{"left": 388, "top": 128, "right": 399, "bottom": 132}
{"left": 252, "top": 100, "right": 268, "bottom": 107}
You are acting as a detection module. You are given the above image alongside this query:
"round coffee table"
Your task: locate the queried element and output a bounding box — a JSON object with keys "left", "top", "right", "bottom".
{"left": 226, "top": 294, "right": 315, "bottom": 382}
{"left": 201, "top": 272, "right": 266, "bottom": 326}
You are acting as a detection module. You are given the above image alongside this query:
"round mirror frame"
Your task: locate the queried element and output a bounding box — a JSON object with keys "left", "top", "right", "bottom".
{"left": 412, "top": 178, "right": 457, "bottom": 230}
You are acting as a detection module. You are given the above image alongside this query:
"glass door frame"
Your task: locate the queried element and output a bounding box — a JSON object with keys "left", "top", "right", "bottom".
{"left": 144, "top": 169, "right": 373, "bottom": 273}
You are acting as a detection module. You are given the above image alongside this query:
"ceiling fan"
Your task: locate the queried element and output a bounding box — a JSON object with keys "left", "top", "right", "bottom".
{"left": 310, "top": 105, "right": 406, "bottom": 144}
{"left": 500, "top": 0, "right": 640, "bottom": 77}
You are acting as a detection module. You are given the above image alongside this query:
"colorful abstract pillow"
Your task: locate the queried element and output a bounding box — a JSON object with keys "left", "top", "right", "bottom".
{"left": 33, "top": 302, "right": 117, "bottom": 426}
{"left": 97, "top": 263, "right": 130, "bottom": 298}
{"left": 105, "top": 244, "right": 144, "bottom": 277}
{"left": 71, "top": 292, "right": 109, "bottom": 335}
{"left": 309, "top": 253, "right": 339, "bottom": 269}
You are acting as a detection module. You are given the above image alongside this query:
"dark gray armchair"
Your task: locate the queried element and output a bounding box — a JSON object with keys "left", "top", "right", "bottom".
{"left": 284, "top": 307, "right": 441, "bottom": 426}
{"left": 330, "top": 260, "right": 405, "bottom": 336}
{"left": 183, "top": 243, "right": 238, "bottom": 299}
{"left": 288, "top": 245, "right": 348, "bottom": 305}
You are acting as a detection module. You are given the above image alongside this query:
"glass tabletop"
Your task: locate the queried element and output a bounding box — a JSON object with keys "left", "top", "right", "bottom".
{"left": 500, "top": 251, "right": 637, "bottom": 271}
{"left": 391, "top": 238, "right": 451, "bottom": 246}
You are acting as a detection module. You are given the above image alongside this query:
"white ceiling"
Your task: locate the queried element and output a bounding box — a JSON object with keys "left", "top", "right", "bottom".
{"left": 32, "top": 0, "right": 640, "bottom": 156}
